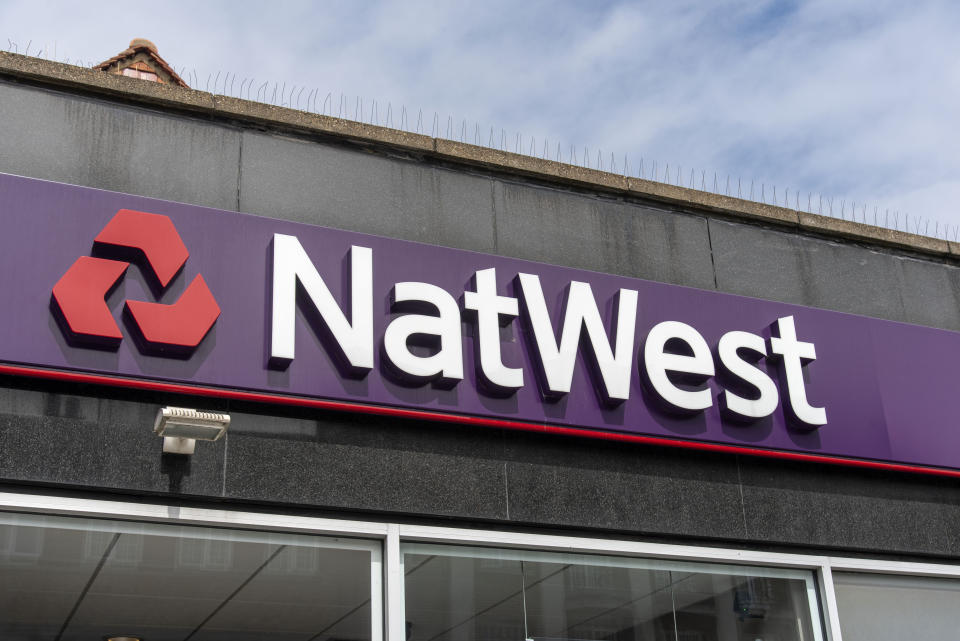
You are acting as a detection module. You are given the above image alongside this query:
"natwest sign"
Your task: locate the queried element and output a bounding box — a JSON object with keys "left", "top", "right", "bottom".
{"left": 270, "top": 234, "right": 826, "bottom": 428}
{"left": 1, "top": 173, "right": 959, "bottom": 475}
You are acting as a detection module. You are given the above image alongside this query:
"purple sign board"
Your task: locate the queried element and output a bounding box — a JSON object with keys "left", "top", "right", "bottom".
{"left": 1, "top": 172, "right": 959, "bottom": 475}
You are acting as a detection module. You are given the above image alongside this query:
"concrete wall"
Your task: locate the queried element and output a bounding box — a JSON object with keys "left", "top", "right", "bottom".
{"left": 2, "top": 77, "right": 960, "bottom": 560}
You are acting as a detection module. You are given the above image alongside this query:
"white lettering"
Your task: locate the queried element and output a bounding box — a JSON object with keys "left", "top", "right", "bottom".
{"left": 384, "top": 282, "right": 464, "bottom": 385}
{"left": 718, "top": 330, "right": 778, "bottom": 420}
{"left": 267, "top": 243, "right": 828, "bottom": 428}
{"left": 518, "top": 273, "right": 637, "bottom": 403}
{"left": 643, "top": 321, "right": 714, "bottom": 412}
{"left": 463, "top": 268, "right": 523, "bottom": 392}
{"left": 270, "top": 234, "right": 373, "bottom": 375}
{"left": 769, "top": 315, "right": 827, "bottom": 427}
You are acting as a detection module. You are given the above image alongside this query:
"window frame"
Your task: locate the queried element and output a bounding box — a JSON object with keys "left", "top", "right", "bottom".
{"left": 0, "top": 492, "right": 384, "bottom": 641}
{"left": 2, "top": 490, "right": 959, "bottom": 641}
{"left": 401, "top": 541, "right": 825, "bottom": 641}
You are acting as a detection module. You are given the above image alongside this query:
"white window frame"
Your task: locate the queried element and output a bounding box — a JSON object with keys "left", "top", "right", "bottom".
{"left": 0, "top": 492, "right": 385, "bottom": 641}
{"left": 2, "top": 491, "right": 959, "bottom": 641}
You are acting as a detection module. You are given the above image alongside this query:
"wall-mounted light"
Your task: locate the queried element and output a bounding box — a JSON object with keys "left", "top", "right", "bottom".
{"left": 105, "top": 636, "right": 143, "bottom": 641}
{"left": 154, "top": 407, "right": 230, "bottom": 455}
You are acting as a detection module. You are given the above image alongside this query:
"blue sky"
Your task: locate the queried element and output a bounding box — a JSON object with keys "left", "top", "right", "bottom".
{"left": 3, "top": 0, "right": 959, "bottom": 234}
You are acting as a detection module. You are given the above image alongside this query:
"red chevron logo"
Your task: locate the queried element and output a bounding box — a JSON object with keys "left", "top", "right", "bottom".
{"left": 51, "top": 209, "right": 220, "bottom": 354}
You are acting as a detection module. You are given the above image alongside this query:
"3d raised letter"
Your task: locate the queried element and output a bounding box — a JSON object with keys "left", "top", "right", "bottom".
{"left": 270, "top": 234, "right": 373, "bottom": 375}
{"left": 384, "top": 282, "right": 464, "bottom": 386}
{"left": 518, "top": 274, "right": 638, "bottom": 403}
{"left": 643, "top": 321, "right": 714, "bottom": 413}
{"left": 769, "top": 315, "right": 827, "bottom": 427}
{"left": 463, "top": 268, "right": 523, "bottom": 393}
{"left": 717, "top": 330, "right": 778, "bottom": 420}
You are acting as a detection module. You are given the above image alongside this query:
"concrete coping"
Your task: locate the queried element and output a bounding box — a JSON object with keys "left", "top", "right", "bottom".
{"left": 0, "top": 51, "right": 951, "bottom": 259}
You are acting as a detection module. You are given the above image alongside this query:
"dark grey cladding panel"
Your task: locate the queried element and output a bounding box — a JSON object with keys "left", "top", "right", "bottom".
{"left": 0, "top": 81, "right": 241, "bottom": 210}
{"left": 0, "top": 389, "right": 224, "bottom": 497}
{"left": 708, "top": 218, "right": 900, "bottom": 318}
{"left": 501, "top": 431, "right": 747, "bottom": 540}
{"left": 492, "top": 180, "right": 716, "bottom": 288}
{"left": 219, "top": 409, "right": 744, "bottom": 538}
{"left": 238, "top": 131, "right": 497, "bottom": 253}
{"left": 897, "top": 255, "right": 960, "bottom": 331}
{"left": 5, "top": 384, "right": 960, "bottom": 557}
{"left": 222, "top": 411, "right": 509, "bottom": 520}
{"left": 709, "top": 218, "right": 960, "bottom": 330}
{"left": 738, "top": 457, "right": 960, "bottom": 556}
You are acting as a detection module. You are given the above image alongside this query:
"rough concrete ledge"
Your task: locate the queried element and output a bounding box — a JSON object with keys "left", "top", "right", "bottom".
{"left": 212, "top": 94, "right": 434, "bottom": 153}
{"left": 434, "top": 139, "right": 629, "bottom": 192}
{"left": 626, "top": 177, "right": 799, "bottom": 226}
{"left": 799, "top": 212, "right": 950, "bottom": 255}
{"left": 0, "top": 51, "right": 948, "bottom": 259}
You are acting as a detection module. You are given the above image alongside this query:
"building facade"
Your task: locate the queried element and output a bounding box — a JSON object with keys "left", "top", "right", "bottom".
{"left": 0, "top": 50, "right": 958, "bottom": 640}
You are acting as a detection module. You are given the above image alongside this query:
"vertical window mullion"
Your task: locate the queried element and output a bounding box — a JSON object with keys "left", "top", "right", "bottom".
{"left": 386, "top": 523, "right": 405, "bottom": 641}
{"left": 816, "top": 564, "right": 844, "bottom": 641}
{"left": 370, "top": 538, "right": 385, "bottom": 641}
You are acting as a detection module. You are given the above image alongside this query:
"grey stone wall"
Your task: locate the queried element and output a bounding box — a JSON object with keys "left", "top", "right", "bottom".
{"left": 2, "top": 78, "right": 960, "bottom": 560}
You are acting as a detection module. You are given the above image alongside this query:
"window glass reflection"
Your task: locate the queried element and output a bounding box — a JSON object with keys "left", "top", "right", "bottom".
{"left": 0, "top": 512, "right": 376, "bottom": 641}
{"left": 834, "top": 572, "right": 960, "bottom": 641}
{"left": 403, "top": 544, "right": 820, "bottom": 641}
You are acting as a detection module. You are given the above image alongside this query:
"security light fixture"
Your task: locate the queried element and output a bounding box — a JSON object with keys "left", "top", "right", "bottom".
{"left": 154, "top": 406, "right": 230, "bottom": 455}
{"left": 105, "top": 636, "right": 143, "bottom": 641}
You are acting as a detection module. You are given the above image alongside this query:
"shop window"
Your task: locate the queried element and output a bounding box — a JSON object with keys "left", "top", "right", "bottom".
{"left": 565, "top": 563, "right": 616, "bottom": 590}
{"left": 402, "top": 544, "right": 822, "bottom": 641}
{"left": 177, "top": 537, "right": 233, "bottom": 571}
{"left": 478, "top": 555, "right": 515, "bottom": 573}
{"left": 84, "top": 529, "right": 144, "bottom": 566}
{"left": 0, "top": 519, "right": 43, "bottom": 562}
{"left": 264, "top": 543, "right": 322, "bottom": 576}
{"left": 0, "top": 512, "right": 378, "bottom": 641}
{"left": 833, "top": 572, "right": 960, "bottom": 640}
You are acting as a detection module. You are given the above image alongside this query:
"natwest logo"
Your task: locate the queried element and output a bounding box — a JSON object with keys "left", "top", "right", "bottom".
{"left": 51, "top": 209, "right": 220, "bottom": 355}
